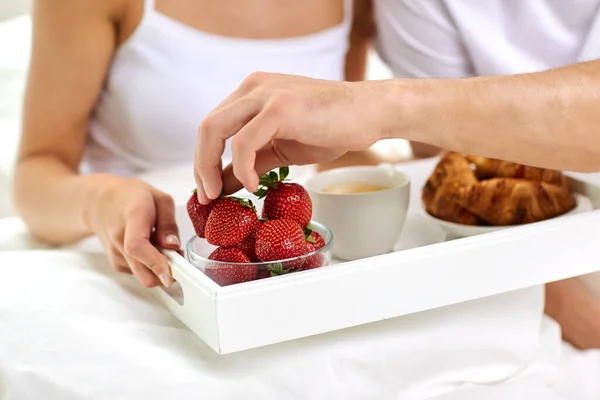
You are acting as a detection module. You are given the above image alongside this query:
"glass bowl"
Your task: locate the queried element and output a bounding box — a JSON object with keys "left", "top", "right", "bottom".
{"left": 186, "top": 221, "right": 333, "bottom": 286}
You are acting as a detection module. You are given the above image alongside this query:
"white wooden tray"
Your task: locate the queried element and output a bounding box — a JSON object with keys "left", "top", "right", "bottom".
{"left": 151, "top": 160, "right": 600, "bottom": 354}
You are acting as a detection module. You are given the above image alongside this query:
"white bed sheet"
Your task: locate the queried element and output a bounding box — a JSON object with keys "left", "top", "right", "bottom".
{"left": 1, "top": 163, "right": 600, "bottom": 399}
{"left": 0, "top": 247, "right": 599, "bottom": 400}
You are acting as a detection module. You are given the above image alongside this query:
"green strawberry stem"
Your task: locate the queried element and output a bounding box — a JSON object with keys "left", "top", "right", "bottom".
{"left": 304, "top": 226, "right": 316, "bottom": 243}
{"left": 279, "top": 166, "right": 289, "bottom": 181}
{"left": 224, "top": 195, "right": 256, "bottom": 213}
{"left": 254, "top": 188, "right": 268, "bottom": 198}
{"left": 254, "top": 167, "right": 290, "bottom": 198}
{"left": 268, "top": 262, "right": 291, "bottom": 276}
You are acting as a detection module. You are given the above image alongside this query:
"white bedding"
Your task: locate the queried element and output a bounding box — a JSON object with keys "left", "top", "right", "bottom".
{"left": 1, "top": 163, "right": 600, "bottom": 399}
{"left": 1, "top": 246, "right": 600, "bottom": 400}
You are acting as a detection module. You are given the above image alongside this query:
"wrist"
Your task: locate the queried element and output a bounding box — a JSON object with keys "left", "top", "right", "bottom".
{"left": 376, "top": 78, "right": 463, "bottom": 147}
{"left": 371, "top": 79, "right": 419, "bottom": 142}
{"left": 81, "top": 173, "right": 122, "bottom": 234}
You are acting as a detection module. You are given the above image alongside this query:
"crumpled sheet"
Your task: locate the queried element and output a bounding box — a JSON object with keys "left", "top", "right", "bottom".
{"left": 1, "top": 163, "right": 600, "bottom": 399}
{"left": 0, "top": 247, "right": 599, "bottom": 400}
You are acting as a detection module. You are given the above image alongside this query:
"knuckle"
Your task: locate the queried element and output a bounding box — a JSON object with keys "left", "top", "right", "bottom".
{"left": 244, "top": 71, "right": 267, "bottom": 87}
{"left": 123, "top": 238, "right": 143, "bottom": 257}
{"left": 231, "top": 137, "right": 246, "bottom": 154}
{"left": 157, "top": 193, "right": 175, "bottom": 209}
{"left": 108, "top": 228, "right": 123, "bottom": 244}
{"left": 199, "top": 116, "right": 214, "bottom": 136}
{"left": 268, "top": 94, "right": 290, "bottom": 115}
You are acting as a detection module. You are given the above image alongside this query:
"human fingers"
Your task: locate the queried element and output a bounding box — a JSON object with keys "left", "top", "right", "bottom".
{"left": 197, "top": 98, "right": 262, "bottom": 199}
{"left": 193, "top": 147, "right": 211, "bottom": 205}
{"left": 151, "top": 191, "right": 181, "bottom": 251}
{"left": 123, "top": 207, "right": 173, "bottom": 288}
{"left": 107, "top": 246, "right": 132, "bottom": 274}
{"left": 96, "top": 222, "right": 131, "bottom": 274}
{"left": 231, "top": 112, "right": 278, "bottom": 192}
{"left": 221, "top": 147, "right": 282, "bottom": 195}
{"left": 123, "top": 253, "right": 161, "bottom": 288}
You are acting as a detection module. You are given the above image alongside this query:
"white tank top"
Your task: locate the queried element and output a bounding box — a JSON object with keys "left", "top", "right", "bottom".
{"left": 84, "top": 0, "right": 352, "bottom": 175}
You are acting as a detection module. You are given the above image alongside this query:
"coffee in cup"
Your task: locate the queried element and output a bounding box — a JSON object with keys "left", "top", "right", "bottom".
{"left": 305, "top": 166, "right": 411, "bottom": 261}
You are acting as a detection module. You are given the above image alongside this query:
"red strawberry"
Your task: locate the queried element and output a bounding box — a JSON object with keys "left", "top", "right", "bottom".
{"left": 303, "top": 229, "right": 326, "bottom": 270}
{"left": 235, "top": 220, "right": 263, "bottom": 262}
{"left": 255, "top": 167, "right": 312, "bottom": 228}
{"left": 255, "top": 219, "right": 308, "bottom": 269}
{"left": 256, "top": 269, "right": 271, "bottom": 280}
{"left": 205, "top": 247, "right": 256, "bottom": 286}
{"left": 205, "top": 196, "right": 258, "bottom": 247}
{"left": 187, "top": 188, "right": 215, "bottom": 238}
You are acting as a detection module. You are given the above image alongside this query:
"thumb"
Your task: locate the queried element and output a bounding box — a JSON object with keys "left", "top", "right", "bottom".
{"left": 152, "top": 191, "right": 181, "bottom": 251}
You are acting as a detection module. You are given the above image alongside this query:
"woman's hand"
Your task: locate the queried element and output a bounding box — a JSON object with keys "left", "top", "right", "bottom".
{"left": 85, "top": 177, "right": 181, "bottom": 288}
{"left": 194, "top": 72, "right": 387, "bottom": 202}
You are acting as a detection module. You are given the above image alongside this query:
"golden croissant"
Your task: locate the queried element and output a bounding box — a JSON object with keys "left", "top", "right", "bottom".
{"left": 422, "top": 152, "right": 480, "bottom": 225}
{"left": 422, "top": 153, "right": 576, "bottom": 226}
{"left": 466, "top": 155, "right": 569, "bottom": 187}
{"left": 456, "top": 178, "right": 576, "bottom": 225}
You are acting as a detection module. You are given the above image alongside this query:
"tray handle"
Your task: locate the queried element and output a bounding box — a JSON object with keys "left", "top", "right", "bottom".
{"left": 150, "top": 250, "right": 222, "bottom": 350}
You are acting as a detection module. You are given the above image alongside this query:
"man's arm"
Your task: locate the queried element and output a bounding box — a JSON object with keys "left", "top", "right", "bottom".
{"left": 321, "top": 0, "right": 385, "bottom": 171}
{"left": 385, "top": 60, "right": 600, "bottom": 172}
{"left": 546, "top": 278, "right": 600, "bottom": 349}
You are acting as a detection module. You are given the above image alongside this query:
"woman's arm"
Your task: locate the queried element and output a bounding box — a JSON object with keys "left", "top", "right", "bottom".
{"left": 14, "top": 0, "right": 120, "bottom": 244}
{"left": 344, "top": 0, "right": 373, "bottom": 82}
{"left": 15, "top": 0, "right": 177, "bottom": 288}
{"left": 384, "top": 61, "right": 600, "bottom": 171}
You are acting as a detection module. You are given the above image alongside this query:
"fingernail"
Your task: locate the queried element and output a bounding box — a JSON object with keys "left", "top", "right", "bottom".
{"left": 159, "top": 273, "right": 172, "bottom": 288}
{"left": 203, "top": 181, "right": 215, "bottom": 200}
{"left": 197, "top": 187, "right": 207, "bottom": 204}
{"left": 165, "top": 234, "right": 180, "bottom": 247}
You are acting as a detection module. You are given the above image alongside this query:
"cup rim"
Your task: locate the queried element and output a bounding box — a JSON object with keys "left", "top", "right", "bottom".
{"left": 304, "top": 165, "right": 411, "bottom": 197}
{"left": 186, "top": 220, "right": 334, "bottom": 266}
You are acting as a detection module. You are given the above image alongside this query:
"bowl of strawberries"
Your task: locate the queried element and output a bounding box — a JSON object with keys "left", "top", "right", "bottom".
{"left": 186, "top": 167, "right": 334, "bottom": 286}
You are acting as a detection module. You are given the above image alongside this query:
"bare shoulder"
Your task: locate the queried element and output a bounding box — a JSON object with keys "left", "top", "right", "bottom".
{"left": 20, "top": 0, "right": 139, "bottom": 167}
{"left": 31, "top": 0, "right": 141, "bottom": 35}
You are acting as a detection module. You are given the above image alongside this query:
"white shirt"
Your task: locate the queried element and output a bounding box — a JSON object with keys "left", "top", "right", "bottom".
{"left": 375, "top": 0, "right": 600, "bottom": 78}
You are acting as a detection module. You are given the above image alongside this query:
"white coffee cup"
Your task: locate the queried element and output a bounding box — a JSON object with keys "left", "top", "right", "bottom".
{"left": 305, "top": 165, "right": 411, "bottom": 261}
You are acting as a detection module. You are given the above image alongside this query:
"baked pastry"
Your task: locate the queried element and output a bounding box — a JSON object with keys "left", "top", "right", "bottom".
{"left": 466, "top": 155, "right": 568, "bottom": 187}
{"left": 422, "top": 152, "right": 480, "bottom": 225}
{"left": 422, "top": 153, "right": 576, "bottom": 226}
{"left": 456, "top": 178, "right": 576, "bottom": 225}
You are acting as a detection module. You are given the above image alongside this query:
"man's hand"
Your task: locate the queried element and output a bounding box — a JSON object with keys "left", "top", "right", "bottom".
{"left": 194, "top": 73, "right": 386, "bottom": 203}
